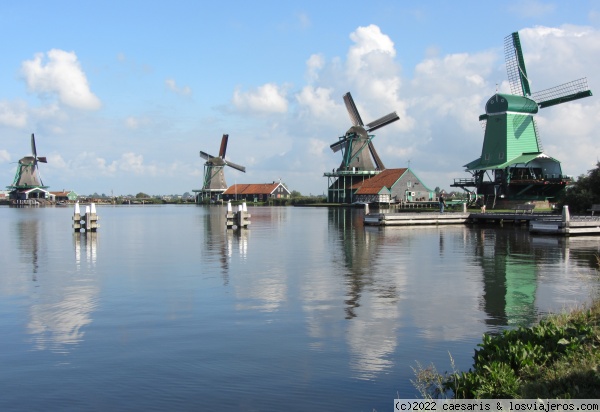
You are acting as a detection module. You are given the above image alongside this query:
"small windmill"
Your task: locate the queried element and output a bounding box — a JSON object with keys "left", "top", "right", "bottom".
{"left": 330, "top": 92, "right": 399, "bottom": 171}
{"left": 9, "top": 133, "right": 48, "bottom": 190}
{"left": 324, "top": 92, "right": 399, "bottom": 203}
{"left": 199, "top": 134, "right": 245, "bottom": 200}
{"left": 454, "top": 31, "right": 592, "bottom": 204}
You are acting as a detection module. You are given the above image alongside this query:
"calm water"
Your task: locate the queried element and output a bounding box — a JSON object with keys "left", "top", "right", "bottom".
{"left": 1, "top": 205, "right": 599, "bottom": 411}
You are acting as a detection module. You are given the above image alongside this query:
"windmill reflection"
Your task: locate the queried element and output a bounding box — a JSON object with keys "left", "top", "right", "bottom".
{"left": 474, "top": 227, "right": 539, "bottom": 328}
{"left": 329, "top": 207, "right": 403, "bottom": 380}
{"left": 16, "top": 219, "right": 40, "bottom": 280}
{"left": 201, "top": 206, "right": 249, "bottom": 286}
{"left": 18, "top": 219, "right": 100, "bottom": 353}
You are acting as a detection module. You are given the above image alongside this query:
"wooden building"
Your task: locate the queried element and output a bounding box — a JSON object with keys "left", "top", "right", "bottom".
{"left": 50, "top": 190, "right": 79, "bottom": 203}
{"left": 350, "top": 168, "right": 434, "bottom": 204}
{"left": 222, "top": 182, "right": 291, "bottom": 202}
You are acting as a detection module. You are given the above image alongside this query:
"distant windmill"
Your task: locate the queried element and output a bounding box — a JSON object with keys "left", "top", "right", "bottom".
{"left": 324, "top": 92, "right": 399, "bottom": 203}
{"left": 7, "top": 134, "right": 49, "bottom": 204}
{"left": 199, "top": 134, "right": 245, "bottom": 200}
{"left": 9, "top": 133, "right": 48, "bottom": 189}
{"left": 330, "top": 92, "right": 399, "bottom": 171}
{"left": 453, "top": 31, "right": 592, "bottom": 204}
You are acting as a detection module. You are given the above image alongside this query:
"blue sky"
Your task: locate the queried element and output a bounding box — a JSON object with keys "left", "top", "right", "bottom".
{"left": 1, "top": 0, "right": 600, "bottom": 196}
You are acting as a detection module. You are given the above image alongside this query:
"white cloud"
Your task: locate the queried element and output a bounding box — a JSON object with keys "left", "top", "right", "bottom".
{"left": 232, "top": 83, "right": 289, "bottom": 113}
{"left": 0, "top": 100, "right": 28, "bottom": 128}
{"left": 0, "top": 149, "right": 10, "bottom": 163}
{"left": 296, "top": 86, "right": 337, "bottom": 120}
{"left": 305, "top": 54, "right": 325, "bottom": 83}
{"left": 347, "top": 24, "right": 396, "bottom": 79}
{"left": 125, "top": 116, "right": 154, "bottom": 130}
{"left": 21, "top": 49, "right": 101, "bottom": 110}
{"left": 165, "top": 78, "right": 192, "bottom": 96}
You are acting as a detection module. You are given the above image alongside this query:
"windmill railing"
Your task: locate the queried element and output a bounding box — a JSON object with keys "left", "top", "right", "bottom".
{"left": 451, "top": 178, "right": 477, "bottom": 187}
{"left": 324, "top": 169, "right": 381, "bottom": 177}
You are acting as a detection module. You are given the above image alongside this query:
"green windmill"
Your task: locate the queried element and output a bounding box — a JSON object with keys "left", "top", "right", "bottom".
{"left": 453, "top": 32, "right": 592, "bottom": 206}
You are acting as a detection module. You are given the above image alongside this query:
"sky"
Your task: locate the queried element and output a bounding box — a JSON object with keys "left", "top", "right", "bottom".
{"left": 1, "top": 0, "right": 600, "bottom": 197}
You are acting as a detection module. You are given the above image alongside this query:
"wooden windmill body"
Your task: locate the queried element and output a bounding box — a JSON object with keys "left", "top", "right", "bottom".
{"left": 7, "top": 134, "right": 49, "bottom": 202}
{"left": 195, "top": 134, "right": 246, "bottom": 202}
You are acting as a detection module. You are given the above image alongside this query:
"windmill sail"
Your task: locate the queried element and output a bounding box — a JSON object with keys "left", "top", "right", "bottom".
{"left": 366, "top": 112, "right": 400, "bottom": 132}
{"left": 531, "top": 78, "right": 592, "bottom": 108}
{"left": 343, "top": 92, "right": 364, "bottom": 127}
{"left": 505, "top": 32, "right": 531, "bottom": 97}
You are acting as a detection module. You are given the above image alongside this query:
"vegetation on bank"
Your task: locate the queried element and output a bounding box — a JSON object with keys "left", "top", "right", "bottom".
{"left": 557, "top": 162, "right": 600, "bottom": 214}
{"left": 412, "top": 259, "right": 600, "bottom": 399}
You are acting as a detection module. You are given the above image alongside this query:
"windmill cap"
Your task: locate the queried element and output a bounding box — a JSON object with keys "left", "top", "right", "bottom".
{"left": 485, "top": 93, "right": 538, "bottom": 115}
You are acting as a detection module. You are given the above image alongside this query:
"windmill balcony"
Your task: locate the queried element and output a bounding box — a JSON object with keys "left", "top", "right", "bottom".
{"left": 451, "top": 178, "right": 476, "bottom": 187}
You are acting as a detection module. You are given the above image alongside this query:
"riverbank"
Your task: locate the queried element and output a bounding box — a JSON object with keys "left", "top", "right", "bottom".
{"left": 413, "top": 282, "right": 600, "bottom": 399}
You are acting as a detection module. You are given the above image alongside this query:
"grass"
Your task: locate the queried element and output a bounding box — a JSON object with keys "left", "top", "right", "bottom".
{"left": 412, "top": 257, "right": 600, "bottom": 399}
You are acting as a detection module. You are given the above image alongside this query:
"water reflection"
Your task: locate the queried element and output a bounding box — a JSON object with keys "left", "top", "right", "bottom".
{"left": 329, "top": 208, "right": 403, "bottom": 379}
{"left": 74, "top": 232, "right": 98, "bottom": 268}
{"left": 16, "top": 219, "right": 41, "bottom": 279}
{"left": 12, "top": 215, "right": 100, "bottom": 354}
{"left": 232, "top": 207, "right": 288, "bottom": 313}
{"left": 200, "top": 206, "right": 250, "bottom": 285}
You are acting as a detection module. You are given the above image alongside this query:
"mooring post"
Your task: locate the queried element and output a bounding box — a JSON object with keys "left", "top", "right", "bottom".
{"left": 87, "top": 203, "right": 99, "bottom": 232}
{"left": 242, "top": 201, "right": 250, "bottom": 227}
{"left": 73, "top": 202, "right": 82, "bottom": 232}
{"left": 226, "top": 201, "right": 234, "bottom": 228}
{"left": 364, "top": 203, "right": 369, "bottom": 215}
{"left": 562, "top": 205, "right": 570, "bottom": 228}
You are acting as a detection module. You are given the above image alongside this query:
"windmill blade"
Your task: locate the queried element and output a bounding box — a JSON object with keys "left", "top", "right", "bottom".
{"left": 532, "top": 78, "right": 593, "bottom": 109}
{"left": 200, "top": 151, "right": 215, "bottom": 161}
{"left": 219, "top": 134, "right": 229, "bottom": 158}
{"left": 368, "top": 141, "right": 385, "bottom": 170}
{"left": 37, "top": 157, "right": 47, "bottom": 163}
{"left": 31, "top": 133, "right": 37, "bottom": 158}
{"left": 366, "top": 112, "right": 399, "bottom": 132}
{"left": 330, "top": 136, "right": 351, "bottom": 153}
{"left": 504, "top": 32, "right": 531, "bottom": 96}
{"left": 343, "top": 92, "right": 364, "bottom": 127}
{"left": 224, "top": 160, "right": 246, "bottom": 173}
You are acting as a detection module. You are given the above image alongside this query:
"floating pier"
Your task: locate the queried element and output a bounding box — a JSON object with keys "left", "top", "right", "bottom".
{"left": 364, "top": 212, "right": 471, "bottom": 226}
{"left": 73, "top": 202, "right": 100, "bottom": 232}
{"left": 364, "top": 204, "right": 600, "bottom": 236}
{"left": 364, "top": 202, "right": 470, "bottom": 226}
{"left": 226, "top": 201, "right": 251, "bottom": 229}
{"left": 529, "top": 206, "right": 600, "bottom": 236}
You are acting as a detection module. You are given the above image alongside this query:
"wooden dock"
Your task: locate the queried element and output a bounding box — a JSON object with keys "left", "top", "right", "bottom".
{"left": 364, "top": 206, "right": 600, "bottom": 236}
{"left": 364, "top": 212, "right": 470, "bottom": 226}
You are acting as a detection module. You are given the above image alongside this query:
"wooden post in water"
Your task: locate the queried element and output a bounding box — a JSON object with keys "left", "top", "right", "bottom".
{"left": 235, "top": 202, "right": 251, "bottom": 228}
{"left": 73, "top": 202, "right": 100, "bottom": 233}
{"left": 562, "top": 205, "right": 570, "bottom": 228}
{"left": 226, "top": 201, "right": 250, "bottom": 229}
{"left": 226, "top": 201, "right": 235, "bottom": 228}
{"left": 73, "top": 202, "right": 82, "bottom": 232}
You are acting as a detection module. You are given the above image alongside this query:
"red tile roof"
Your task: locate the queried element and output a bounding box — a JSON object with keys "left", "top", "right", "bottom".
{"left": 352, "top": 168, "right": 407, "bottom": 194}
{"left": 223, "top": 183, "right": 282, "bottom": 195}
